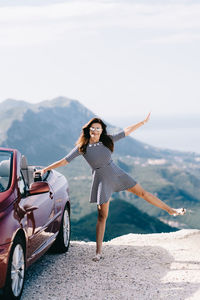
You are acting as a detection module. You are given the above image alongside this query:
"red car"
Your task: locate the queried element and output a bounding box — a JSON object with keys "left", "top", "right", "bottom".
{"left": 0, "top": 148, "right": 71, "bottom": 299}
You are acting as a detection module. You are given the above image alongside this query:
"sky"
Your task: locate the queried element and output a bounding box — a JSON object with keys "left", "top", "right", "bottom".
{"left": 0, "top": 0, "right": 200, "bottom": 120}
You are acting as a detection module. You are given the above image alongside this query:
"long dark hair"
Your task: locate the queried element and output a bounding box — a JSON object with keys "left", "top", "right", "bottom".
{"left": 76, "top": 118, "right": 114, "bottom": 154}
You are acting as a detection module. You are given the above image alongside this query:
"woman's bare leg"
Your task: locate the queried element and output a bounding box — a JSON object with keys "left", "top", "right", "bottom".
{"left": 127, "top": 183, "right": 177, "bottom": 215}
{"left": 96, "top": 201, "right": 110, "bottom": 255}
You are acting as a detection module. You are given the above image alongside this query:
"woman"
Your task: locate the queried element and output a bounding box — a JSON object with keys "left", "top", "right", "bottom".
{"left": 38, "top": 113, "right": 186, "bottom": 261}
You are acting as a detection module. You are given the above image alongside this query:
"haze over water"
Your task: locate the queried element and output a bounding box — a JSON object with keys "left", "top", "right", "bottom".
{"left": 108, "top": 114, "right": 200, "bottom": 154}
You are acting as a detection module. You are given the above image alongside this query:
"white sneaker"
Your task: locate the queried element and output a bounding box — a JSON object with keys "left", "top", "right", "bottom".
{"left": 172, "top": 208, "right": 186, "bottom": 216}
{"left": 92, "top": 253, "right": 102, "bottom": 262}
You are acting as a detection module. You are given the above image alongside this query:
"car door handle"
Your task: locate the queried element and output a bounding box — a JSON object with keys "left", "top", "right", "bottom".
{"left": 49, "top": 191, "right": 53, "bottom": 199}
{"left": 25, "top": 206, "right": 38, "bottom": 213}
{"left": 16, "top": 205, "right": 38, "bottom": 219}
{"left": 23, "top": 205, "right": 38, "bottom": 213}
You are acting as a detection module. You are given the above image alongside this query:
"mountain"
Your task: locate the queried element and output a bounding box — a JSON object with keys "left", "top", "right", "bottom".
{"left": 0, "top": 96, "right": 191, "bottom": 165}
{"left": 0, "top": 96, "right": 200, "bottom": 232}
{"left": 71, "top": 199, "right": 177, "bottom": 241}
{"left": 0, "top": 97, "right": 94, "bottom": 164}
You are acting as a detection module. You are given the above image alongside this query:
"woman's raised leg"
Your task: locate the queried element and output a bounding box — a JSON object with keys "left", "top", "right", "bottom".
{"left": 127, "top": 183, "right": 182, "bottom": 215}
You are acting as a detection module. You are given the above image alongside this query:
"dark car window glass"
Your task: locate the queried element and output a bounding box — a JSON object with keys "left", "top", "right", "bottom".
{"left": 0, "top": 151, "right": 12, "bottom": 193}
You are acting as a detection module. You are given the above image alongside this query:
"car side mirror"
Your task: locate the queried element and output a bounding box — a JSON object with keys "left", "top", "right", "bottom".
{"left": 28, "top": 182, "right": 50, "bottom": 196}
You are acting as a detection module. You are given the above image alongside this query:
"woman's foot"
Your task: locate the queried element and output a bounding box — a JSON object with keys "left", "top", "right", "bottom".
{"left": 170, "top": 208, "right": 186, "bottom": 216}
{"left": 92, "top": 253, "right": 102, "bottom": 262}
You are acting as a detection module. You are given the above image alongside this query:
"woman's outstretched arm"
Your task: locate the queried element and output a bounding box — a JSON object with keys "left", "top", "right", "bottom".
{"left": 37, "top": 158, "right": 68, "bottom": 176}
{"left": 36, "top": 145, "right": 81, "bottom": 176}
{"left": 124, "top": 112, "right": 151, "bottom": 136}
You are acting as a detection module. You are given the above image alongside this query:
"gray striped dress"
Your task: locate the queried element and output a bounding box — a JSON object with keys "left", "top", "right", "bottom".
{"left": 65, "top": 130, "right": 137, "bottom": 205}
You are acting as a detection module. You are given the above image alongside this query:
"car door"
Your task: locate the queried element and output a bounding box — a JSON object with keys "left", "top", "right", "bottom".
{"left": 18, "top": 173, "right": 55, "bottom": 259}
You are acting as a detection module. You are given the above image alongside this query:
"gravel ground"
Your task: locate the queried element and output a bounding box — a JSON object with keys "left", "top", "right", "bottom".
{"left": 21, "top": 229, "right": 200, "bottom": 300}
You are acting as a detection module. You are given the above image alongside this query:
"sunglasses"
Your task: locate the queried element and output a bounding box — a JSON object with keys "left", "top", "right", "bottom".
{"left": 90, "top": 127, "right": 102, "bottom": 132}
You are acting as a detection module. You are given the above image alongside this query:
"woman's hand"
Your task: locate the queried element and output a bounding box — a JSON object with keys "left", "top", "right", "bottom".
{"left": 34, "top": 159, "right": 68, "bottom": 178}
{"left": 124, "top": 112, "right": 151, "bottom": 136}
{"left": 39, "top": 168, "right": 47, "bottom": 176}
{"left": 34, "top": 168, "right": 46, "bottom": 177}
{"left": 142, "top": 112, "right": 151, "bottom": 125}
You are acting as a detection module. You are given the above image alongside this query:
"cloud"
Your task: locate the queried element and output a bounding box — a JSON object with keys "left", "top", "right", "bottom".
{"left": 144, "top": 32, "right": 200, "bottom": 44}
{"left": 0, "top": 1, "right": 115, "bottom": 46}
{"left": 0, "top": 1, "right": 112, "bottom": 22}
{"left": 0, "top": 0, "right": 200, "bottom": 46}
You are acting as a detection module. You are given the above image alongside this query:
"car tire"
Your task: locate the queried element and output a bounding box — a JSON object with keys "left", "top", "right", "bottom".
{"left": 3, "top": 236, "right": 26, "bottom": 300}
{"left": 51, "top": 205, "right": 71, "bottom": 253}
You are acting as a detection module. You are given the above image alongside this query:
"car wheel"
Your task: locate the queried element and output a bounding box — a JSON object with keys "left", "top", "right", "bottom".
{"left": 51, "top": 205, "right": 71, "bottom": 253}
{"left": 3, "top": 236, "right": 26, "bottom": 300}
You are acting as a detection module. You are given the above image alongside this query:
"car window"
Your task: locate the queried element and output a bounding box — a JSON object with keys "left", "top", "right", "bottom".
{"left": 18, "top": 171, "right": 26, "bottom": 195}
{"left": 0, "top": 151, "right": 12, "bottom": 193}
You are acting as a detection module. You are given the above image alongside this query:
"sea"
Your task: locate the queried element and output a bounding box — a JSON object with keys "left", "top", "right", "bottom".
{"left": 107, "top": 115, "right": 200, "bottom": 155}
{"left": 132, "top": 127, "right": 200, "bottom": 154}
